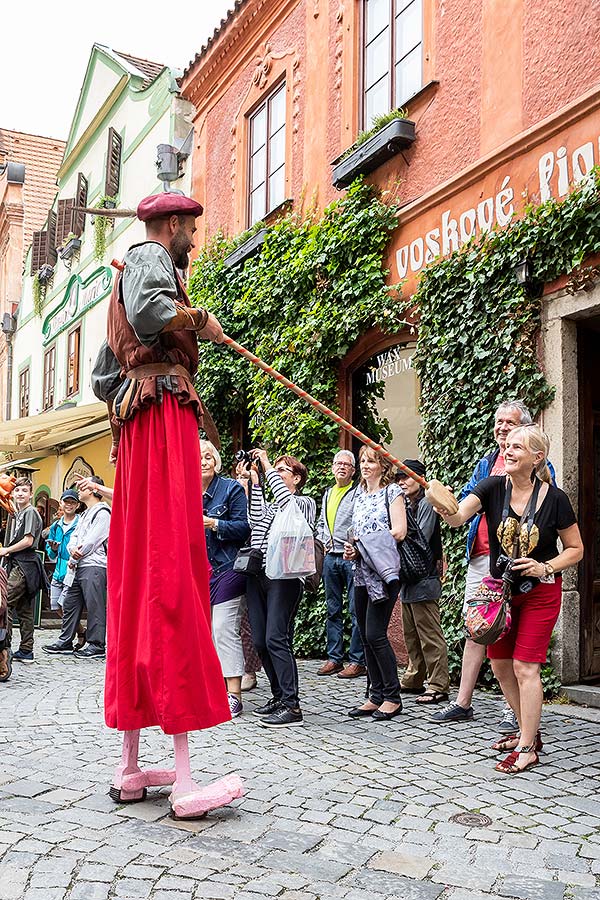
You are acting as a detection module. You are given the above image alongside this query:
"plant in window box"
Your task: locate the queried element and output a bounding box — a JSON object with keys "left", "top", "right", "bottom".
{"left": 58, "top": 232, "right": 82, "bottom": 262}
{"left": 32, "top": 265, "right": 54, "bottom": 317}
{"left": 92, "top": 195, "right": 117, "bottom": 261}
{"left": 223, "top": 221, "right": 269, "bottom": 269}
{"left": 332, "top": 108, "right": 416, "bottom": 190}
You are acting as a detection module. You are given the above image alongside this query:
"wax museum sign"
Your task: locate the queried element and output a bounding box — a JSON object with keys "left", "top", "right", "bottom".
{"left": 389, "top": 89, "right": 600, "bottom": 296}
{"left": 42, "top": 266, "right": 113, "bottom": 344}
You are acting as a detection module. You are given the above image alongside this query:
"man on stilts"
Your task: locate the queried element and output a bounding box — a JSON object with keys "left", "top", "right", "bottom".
{"left": 93, "top": 192, "right": 243, "bottom": 819}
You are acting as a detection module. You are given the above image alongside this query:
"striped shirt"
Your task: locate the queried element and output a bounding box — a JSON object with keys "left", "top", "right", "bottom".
{"left": 249, "top": 469, "right": 316, "bottom": 553}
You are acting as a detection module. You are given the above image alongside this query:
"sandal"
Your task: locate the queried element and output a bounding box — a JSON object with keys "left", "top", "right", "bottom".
{"left": 415, "top": 691, "right": 449, "bottom": 705}
{"left": 491, "top": 730, "right": 543, "bottom": 753}
{"left": 495, "top": 744, "right": 539, "bottom": 774}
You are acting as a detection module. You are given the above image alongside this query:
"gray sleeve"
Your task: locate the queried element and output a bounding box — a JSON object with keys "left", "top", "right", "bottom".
{"left": 122, "top": 250, "right": 178, "bottom": 346}
{"left": 91, "top": 341, "right": 122, "bottom": 401}
{"left": 416, "top": 499, "right": 438, "bottom": 543}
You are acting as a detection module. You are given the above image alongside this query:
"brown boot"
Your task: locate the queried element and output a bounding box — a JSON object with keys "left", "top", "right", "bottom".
{"left": 337, "top": 663, "right": 367, "bottom": 679}
{"left": 317, "top": 660, "right": 343, "bottom": 675}
{"left": 0, "top": 649, "right": 12, "bottom": 682}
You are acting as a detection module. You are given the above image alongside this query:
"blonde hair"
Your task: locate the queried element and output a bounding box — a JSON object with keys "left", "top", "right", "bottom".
{"left": 358, "top": 445, "right": 396, "bottom": 488}
{"left": 507, "top": 425, "right": 551, "bottom": 484}
{"left": 199, "top": 439, "right": 222, "bottom": 474}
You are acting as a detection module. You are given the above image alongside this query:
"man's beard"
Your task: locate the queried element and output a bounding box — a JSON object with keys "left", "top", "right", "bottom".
{"left": 171, "top": 231, "right": 190, "bottom": 270}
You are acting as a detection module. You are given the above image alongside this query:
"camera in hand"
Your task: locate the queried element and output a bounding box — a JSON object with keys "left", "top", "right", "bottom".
{"left": 496, "top": 553, "right": 538, "bottom": 594}
{"left": 234, "top": 449, "right": 261, "bottom": 471}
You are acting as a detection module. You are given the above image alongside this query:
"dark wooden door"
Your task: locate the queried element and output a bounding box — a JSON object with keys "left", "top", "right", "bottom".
{"left": 578, "top": 323, "right": 600, "bottom": 680}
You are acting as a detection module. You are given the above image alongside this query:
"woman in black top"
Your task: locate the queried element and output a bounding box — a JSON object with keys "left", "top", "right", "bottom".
{"left": 438, "top": 425, "right": 583, "bottom": 774}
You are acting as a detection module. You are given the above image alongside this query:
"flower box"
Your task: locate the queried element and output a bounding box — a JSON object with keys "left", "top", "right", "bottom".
{"left": 332, "top": 118, "right": 416, "bottom": 190}
{"left": 224, "top": 228, "right": 269, "bottom": 269}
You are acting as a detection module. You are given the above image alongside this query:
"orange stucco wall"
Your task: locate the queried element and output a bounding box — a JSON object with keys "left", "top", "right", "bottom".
{"left": 181, "top": 0, "right": 600, "bottom": 258}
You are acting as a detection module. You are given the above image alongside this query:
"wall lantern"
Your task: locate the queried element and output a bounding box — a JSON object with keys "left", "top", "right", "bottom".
{"left": 513, "top": 257, "right": 543, "bottom": 297}
{"left": 156, "top": 129, "right": 194, "bottom": 186}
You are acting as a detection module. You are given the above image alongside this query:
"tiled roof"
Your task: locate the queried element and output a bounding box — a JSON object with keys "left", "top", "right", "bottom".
{"left": 183, "top": 1, "right": 249, "bottom": 78}
{"left": 0, "top": 128, "right": 65, "bottom": 261}
{"left": 112, "top": 50, "right": 166, "bottom": 88}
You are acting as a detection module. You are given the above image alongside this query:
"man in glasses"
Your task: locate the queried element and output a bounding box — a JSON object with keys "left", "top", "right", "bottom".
{"left": 316, "top": 450, "right": 366, "bottom": 678}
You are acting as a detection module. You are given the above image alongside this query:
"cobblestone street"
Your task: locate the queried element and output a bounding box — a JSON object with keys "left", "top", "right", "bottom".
{"left": 1, "top": 630, "right": 600, "bottom": 900}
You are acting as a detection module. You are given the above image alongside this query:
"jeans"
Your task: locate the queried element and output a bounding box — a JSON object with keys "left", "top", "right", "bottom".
{"left": 354, "top": 585, "right": 401, "bottom": 705}
{"left": 246, "top": 572, "right": 303, "bottom": 709}
{"left": 323, "top": 553, "right": 365, "bottom": 665}
{"left": 58, "top": 566, "right": 107, "bottom": 649}
{"left": 4, "top": 566, "right": 34, "bottom": 653}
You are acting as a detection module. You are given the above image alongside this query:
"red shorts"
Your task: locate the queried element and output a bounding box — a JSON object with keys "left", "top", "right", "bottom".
{"left": 487, "top": 578, "right": 562, "bottom": 664}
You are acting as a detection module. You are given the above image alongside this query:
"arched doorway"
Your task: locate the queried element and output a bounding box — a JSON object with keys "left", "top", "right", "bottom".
{"left": 339, "top": 327, "right": 422, "bottom": 461}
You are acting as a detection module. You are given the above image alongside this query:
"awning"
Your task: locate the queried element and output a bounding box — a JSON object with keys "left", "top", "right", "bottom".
{"left": 0, "top": 402, "right": 109, "bottom": 455}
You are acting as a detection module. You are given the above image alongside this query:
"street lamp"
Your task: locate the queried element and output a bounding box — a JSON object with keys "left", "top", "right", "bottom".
{"left": 155, "top": 129, "right": 194, "bottom": 189}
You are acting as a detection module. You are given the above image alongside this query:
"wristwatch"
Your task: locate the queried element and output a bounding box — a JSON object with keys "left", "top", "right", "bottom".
{"left": 211, "top": 519, "right": 219, "bottom": 533}
{"left": 543, "top": 562, "right": 555, "bottom": 577}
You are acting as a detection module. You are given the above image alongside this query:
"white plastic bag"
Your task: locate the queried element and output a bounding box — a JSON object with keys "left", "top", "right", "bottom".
{"left": 265, "top": 498, "right": 316, "bottom": 580}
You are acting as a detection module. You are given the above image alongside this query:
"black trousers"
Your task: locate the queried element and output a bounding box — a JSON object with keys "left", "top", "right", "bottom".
{"left": 246, "top": 572, "right": 303, "bottom": 709}
{"left": 354, "top": 585, "right": 401, "bottom": 705}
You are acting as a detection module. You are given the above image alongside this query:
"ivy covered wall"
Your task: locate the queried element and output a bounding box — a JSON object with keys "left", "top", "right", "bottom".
{"left": 189, "top": 170, "right": 600, "bottom": 676}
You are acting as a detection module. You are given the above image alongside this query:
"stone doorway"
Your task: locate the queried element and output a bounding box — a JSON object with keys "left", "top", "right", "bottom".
{"left": 578, "top": 318, "right": 600, "bottom": 681}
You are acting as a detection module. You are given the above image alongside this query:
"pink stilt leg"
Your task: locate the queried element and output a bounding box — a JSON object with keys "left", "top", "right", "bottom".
{"left": 170, "top": 732, "right": 244, "bottom": 820}
{"left": 110, "top": 729, "right": 176, "bottom": 804}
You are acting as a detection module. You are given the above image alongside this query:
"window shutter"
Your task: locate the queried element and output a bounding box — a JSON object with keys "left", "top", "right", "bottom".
{"left": 31, "top": 231, "right": 44, "bottom": 274}
{"left": 46, "top": 210, "right": 58, "bottom": 265}
{"left": 74, "top": 173, "right": 88, "bottom": 235}
{"left": 56, "top": 199, "right": 75, "bottom": 246}
{"left": 104, "top": 128, "right": 122, "bottom": 198}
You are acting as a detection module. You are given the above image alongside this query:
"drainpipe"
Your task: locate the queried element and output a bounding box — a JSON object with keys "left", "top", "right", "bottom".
{"left": 2, "top": 313, "right": 17, "bottom": 420}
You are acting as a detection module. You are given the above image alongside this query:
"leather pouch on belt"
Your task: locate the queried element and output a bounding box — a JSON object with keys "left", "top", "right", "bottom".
{"left": 114, "top": 378, "right": 140, "bottom": 421}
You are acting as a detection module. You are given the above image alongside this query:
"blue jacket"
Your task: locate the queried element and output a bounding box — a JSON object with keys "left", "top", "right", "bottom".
{"left": 45, "top": 515, "right": 80, "bottom": 584}
{"left": 203, "top": 476, "right": 250, "bottom": 576}
{"left": 462, "top": 448, "right": 556, "bottom": 561}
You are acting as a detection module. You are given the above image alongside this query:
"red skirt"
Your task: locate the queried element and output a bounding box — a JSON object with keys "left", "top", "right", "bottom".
{"left": 104, "top": 392, "right": 230, "bottom": 734}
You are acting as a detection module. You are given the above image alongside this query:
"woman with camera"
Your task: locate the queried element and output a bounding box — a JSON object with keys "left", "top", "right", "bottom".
{"left": 438, "top": 425, "right": 583, "bottom": 774}
{"left": 245, "top": 449, "right": 316, "bottom": 728}
{"left": 344, "top": 446, "right": 407, "bottom": 722}
{"left": 201, "top": 440, "right": 251, "bottom": 718}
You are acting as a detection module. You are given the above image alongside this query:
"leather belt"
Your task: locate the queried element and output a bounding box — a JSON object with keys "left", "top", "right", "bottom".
{"left": 126, "top": 363, "right": 192, "bottom": 381}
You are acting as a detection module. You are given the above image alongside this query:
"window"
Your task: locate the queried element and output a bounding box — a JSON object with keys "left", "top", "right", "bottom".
{"left": 19, "top": 368, "right": 30, "bottom": 418}
{"left": 363, "top": 0, "right": 423, "bottom": 127}
{"left": 30, "top": 210, "right": 58, "bottom": 274}
{"left": 248, "top": 82, "right": 286, "bottom": 226}
{"left": 43, "top": 346, "right": 56, "bottom": 410}
{"left": 104, "top": 128, "right": 122, "bottom": 198}
{"left": 66, "top": 327, "right": 81, "bottom": 397}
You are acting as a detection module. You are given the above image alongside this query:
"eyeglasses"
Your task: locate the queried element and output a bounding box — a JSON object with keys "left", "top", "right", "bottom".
{"left": 275, "top": 465, "right": 293, "bottom": 474}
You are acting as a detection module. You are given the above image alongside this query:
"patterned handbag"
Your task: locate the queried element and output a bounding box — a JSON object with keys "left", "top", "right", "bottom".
{"left": 464, "top": 576, "right": 512, "bottom": 645}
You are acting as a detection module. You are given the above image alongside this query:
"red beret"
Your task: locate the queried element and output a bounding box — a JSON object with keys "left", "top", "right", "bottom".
{"left": 137, "top": 193, "right": 204, "bottom": 222}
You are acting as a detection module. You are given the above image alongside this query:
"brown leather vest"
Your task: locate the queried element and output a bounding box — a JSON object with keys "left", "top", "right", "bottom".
{"left": 107, "top": 243, "right": 201, "bottom": 420}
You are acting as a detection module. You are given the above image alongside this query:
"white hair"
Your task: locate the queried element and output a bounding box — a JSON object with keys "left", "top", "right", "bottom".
{"left": 333, "top": 449, "right": 356, "bottom": 467}
{"left": 199, "top": 439, "right": 222, "bottom": 473}
{"left": 495, "top": 400, "right": 532, "bottom": 425}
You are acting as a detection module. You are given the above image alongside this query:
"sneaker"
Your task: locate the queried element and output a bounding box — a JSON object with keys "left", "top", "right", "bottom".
{"left": 497, "top": 705, "right": 518, "bottom": 734}
{"left": 254, "top": 698, "right": 284, "bottom": 717}
{"left": 431, "top": 701, "right": 474, "bottom": 723}
{"left": 228, "top": 694, "right": 243, "bottom": 717}
{"left": 12, "top": 649, "right": 34, "bottom": 662}
{"left": 43, "top": 642, "right": 74, "bottom": 655}
{"left": 259, "top": 706, "right": 303, "bottom": 728}
{"left": 73, "top": 645, "right": 106, "bottom": 659}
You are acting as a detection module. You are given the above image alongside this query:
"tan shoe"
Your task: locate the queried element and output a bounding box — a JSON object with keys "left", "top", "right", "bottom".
{"left": 337, "top": 664, "right": 367, "bottom": 679}
{"left": 317, "top": 660, "right": 344, "bottom": 675}
{"left": 241, "top": 673, "right": 257, "bottom": 691}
